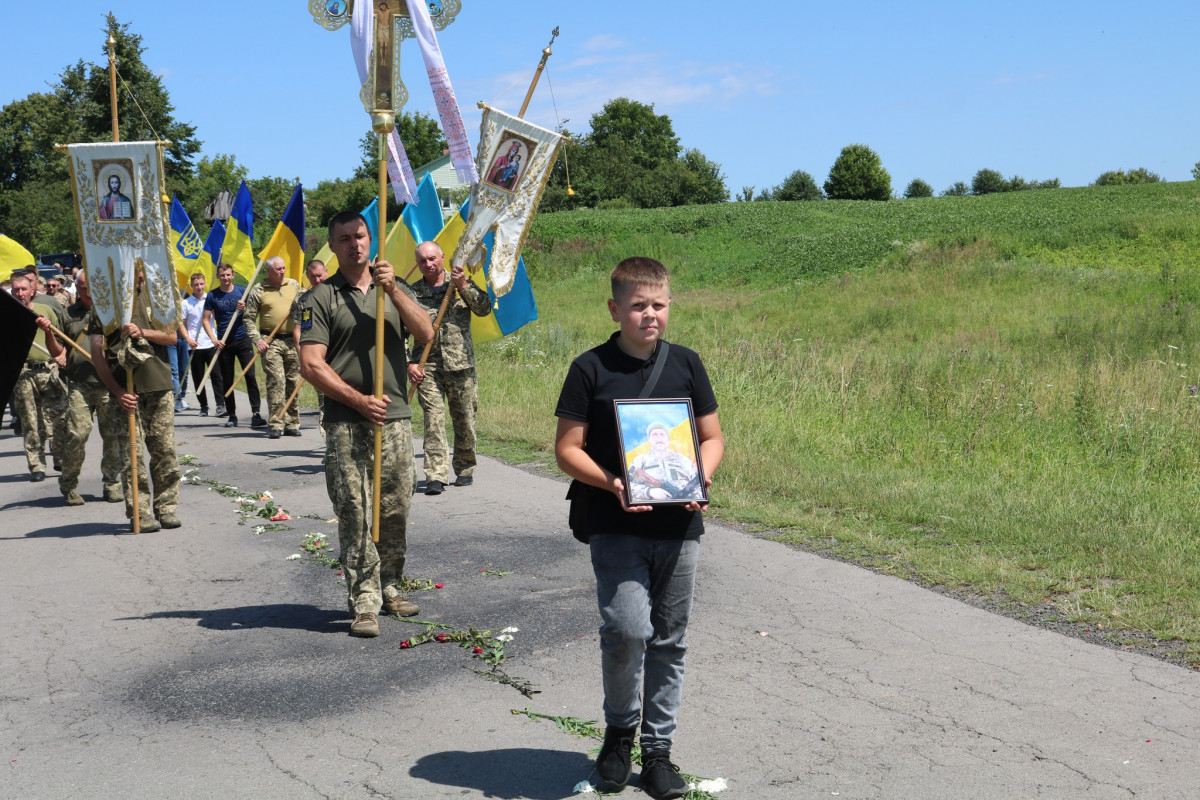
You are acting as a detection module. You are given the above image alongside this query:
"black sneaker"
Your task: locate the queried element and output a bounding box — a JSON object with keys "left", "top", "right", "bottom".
{"left": 283, "top": 428, "right": 302, "bottom": 437}
{"left": 199, "top": 408, "right": 209, "bottom": 417}
{"left": 595, "top": 726, "right": 635, "bottom": 788}
{"left": 224, "top": 416, "right": 238, "bottom": 428}
{"left": 215, "top": 407, "right": 229, "bottom": 417}
{"left": 425, "top": 480, "right": 444, "bottom": 496}
{"left": 268, "top": 429, "right": 282, "bottom": 440}
{"left": 453, "top": 475, "right": 473, "bottom": 487}
{"left": 641, "top": 753, "right": 688, "bottom": 800}
{"left": 250, "top": 413, "right": 268, "bottom": 428}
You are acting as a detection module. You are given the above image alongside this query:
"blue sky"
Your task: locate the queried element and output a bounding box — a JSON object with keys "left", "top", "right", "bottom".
{"left": 4, "top": 1, "right": 1199, "bottom": 197}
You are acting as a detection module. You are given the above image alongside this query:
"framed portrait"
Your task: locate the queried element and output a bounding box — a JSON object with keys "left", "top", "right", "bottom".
{"left": 614, "top": 398, "right": 707, "bottom": 506}
{"left": 93, "top": 158, "right": 137, "bottom": 222}
{"left": 482, "top": 131, "right": 537, "bottom": 193}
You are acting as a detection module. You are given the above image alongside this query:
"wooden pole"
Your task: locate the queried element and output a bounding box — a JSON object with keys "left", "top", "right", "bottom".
{"left": 518, "top": 27, "right": 559, "bottom": 118}
{"left": 109, "top": 31, "right": 140, "bottom": 533}
{"left": 271, "top": 378, "right": 305, "bottom": 425}
{"left": 223, "top": 309, "right": 289, "bottom": 398}
{"left": 371, "top": 122, "right": 390, "bottom": 544}
{"left": 407, "top": 283, "right": 455, "bottom": 404}
{"left": 196, "top": 258, "right": 265, "bottom": 394}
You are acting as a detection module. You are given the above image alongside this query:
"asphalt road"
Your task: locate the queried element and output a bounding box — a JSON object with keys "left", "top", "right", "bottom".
{"left": 2, "top": 392, "right": 1199, "bottom": 799}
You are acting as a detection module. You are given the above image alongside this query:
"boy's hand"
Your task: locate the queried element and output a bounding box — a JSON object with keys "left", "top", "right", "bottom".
{"left": 612, "top": 477, "right": 653, "bottom": 513}
{"left": 681, "top": 476, "right": 714, "bottom": 512}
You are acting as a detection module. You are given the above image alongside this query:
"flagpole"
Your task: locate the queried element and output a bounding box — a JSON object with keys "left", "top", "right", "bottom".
{"left": 518, "top": 27, "right": 558, "bottom": 118}
{"left": 371, "top": 110, "right": 392, "bottom": 545}
{"left": 108, "top": 32, "right": 141, "bottom": 534}
{"left": 223, "top": 309, "right": 290, "bottom": 398}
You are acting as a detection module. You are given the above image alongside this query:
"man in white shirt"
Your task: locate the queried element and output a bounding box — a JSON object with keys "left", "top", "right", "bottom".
{"left": 181, "top": 272, "right": 225, "bottom": 417}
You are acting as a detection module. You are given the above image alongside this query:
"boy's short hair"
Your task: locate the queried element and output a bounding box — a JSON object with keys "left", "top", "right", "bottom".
{"left": 611, "top": 257, "right": 669, "bottom": 301}
{"left": 189, "top": 271, "right": 206, "bottom": 282}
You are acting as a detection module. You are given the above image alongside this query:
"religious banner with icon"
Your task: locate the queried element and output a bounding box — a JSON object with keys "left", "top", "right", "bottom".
{"left": 453, "top": 104, "right": 561, "bottom": 298}
{"left": 66, "top": 141, "right": 181, "bottom": 334}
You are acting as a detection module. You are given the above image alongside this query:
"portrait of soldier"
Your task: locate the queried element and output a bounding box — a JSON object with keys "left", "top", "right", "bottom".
{"left": 627, "top": 420, "right": 702, "bottom": 503}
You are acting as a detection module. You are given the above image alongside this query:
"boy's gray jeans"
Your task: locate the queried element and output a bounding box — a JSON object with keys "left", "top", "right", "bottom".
{"left": 590, "top": 533, "right": 700, "bottom": 754}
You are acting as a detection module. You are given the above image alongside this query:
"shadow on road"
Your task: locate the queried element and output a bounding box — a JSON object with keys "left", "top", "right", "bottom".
{"left": 123, "top": 603, "right": 347, "bottom": 634}
{"left": 410, "top": 748, "right": 593, "bottom": 800}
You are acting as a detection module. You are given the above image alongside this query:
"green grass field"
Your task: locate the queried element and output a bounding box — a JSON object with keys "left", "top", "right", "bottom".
{"left": 292, "top": 181, "right": 1200, "bottom": 662}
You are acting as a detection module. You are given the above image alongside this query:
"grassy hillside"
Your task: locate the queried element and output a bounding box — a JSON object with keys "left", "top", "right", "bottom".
{"left": 526, "top": 181, "right": 1200, "bottom": 290}
{"left": 466, "top": 180, "right": 1200, "bottom": 663}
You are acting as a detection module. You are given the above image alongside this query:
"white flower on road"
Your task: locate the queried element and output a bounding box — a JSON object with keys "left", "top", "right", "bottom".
{"left": 286, "top": 554, "right": 301, "bottom": 561}
{"left": 696, "top": 777, "right": 728, "bottom": 792}
{"left": 572, "top": 780, "right": 595, "bottom": 794}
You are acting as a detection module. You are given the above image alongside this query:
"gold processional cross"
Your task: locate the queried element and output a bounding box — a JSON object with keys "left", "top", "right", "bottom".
{"left": 308, "top": 0, "right": 462, "bottom": 543}
{"left": 308, "top": 0, "right": 463, "bottom": 118}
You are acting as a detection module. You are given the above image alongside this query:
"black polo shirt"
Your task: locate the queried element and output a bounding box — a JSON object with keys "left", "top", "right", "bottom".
{"left": 555, "top": 332, "right": 718, "bottom": 540}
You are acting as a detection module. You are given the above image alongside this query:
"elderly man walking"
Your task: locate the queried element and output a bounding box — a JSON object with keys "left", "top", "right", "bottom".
{"left": 243, "top": 256, "right": 302, "bottom": 439}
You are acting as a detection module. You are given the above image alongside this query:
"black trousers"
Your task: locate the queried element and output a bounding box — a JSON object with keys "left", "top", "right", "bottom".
{"left": 188, "top": 347, "right": 225, "bottom": 412}
{"left": 217, "top": 337, "right": 260, "bottom": 417}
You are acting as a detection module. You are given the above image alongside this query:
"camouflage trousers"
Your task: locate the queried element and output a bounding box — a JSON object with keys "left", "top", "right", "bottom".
{"left": 58, "top": 382, "right": 123, "bottom": 497}
{"left": 262, "top": 338, "right": 300, "bottom": 432}
{"left": 414, "top": 367, "right": 477, "bottom": 483}
{"left": 98, "top": 388, "right": 180, "bottom": 521}
{"left": 12, "top": 361, "right": 67, "bottom": 474}
{"left": 325, "top": 419, "right": 415, "bottom": 615}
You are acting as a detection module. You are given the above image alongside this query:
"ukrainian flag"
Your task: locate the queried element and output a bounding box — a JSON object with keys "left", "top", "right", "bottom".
{"left": 0, "top": 233, "right": 36, "bottom": 281}
{"left": 436, "top": 199, "right": 537, "bottom": 344}
{"left": 202, "top": 219, "right": 225, "bottom": 286}
{"left": 258, "top": 183, "right": 306, "bottom": 283}
{"left": 221, "top": 180, "right": 256, "bottom": 284}
{"left": 168, "top": 195, "right": 215, "bottom": 292}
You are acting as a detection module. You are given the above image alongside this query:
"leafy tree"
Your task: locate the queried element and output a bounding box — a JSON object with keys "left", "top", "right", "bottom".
{"left": 1193, "top": 162, "right": 1200, "bottom": 181}
{"left": 1094, "top": 167, "right": 1162, "bottom": 186}
{"left": 1031, "top": 177, "right": 1061, "bottom": 190}
{"left": 539, "top": 100, "right": 726, "bottom": 210}
{"left": 248, "top": 175, "right": 301, "bottom": 242}
{"left": 306, "top": 178, "right": 379, "bottom": 230}
{"left": 971, "top": 168, "right": 1008, "bottom": 195}
{"left": 773, "top": 169, "right": 823, "bottom": 201}
{"left": 0, "top": 14, "right": 201, "bottom": 253}
{"left": 180, "top": 153, "right": 248, "bottom": 222}
{"left": 355, "top": 110, "right": 447, "bottom": 180}
{"left": 904, "top": 178, "right": 934, "bottom": 199}
{"left": 942, "top": 182, "right": 969, "bottom": 196}
{"left": 736, "top": 185, "right": 755, "bottom": 202}
{"left": 823, "top": 144, "right": 891, "bottom": 201}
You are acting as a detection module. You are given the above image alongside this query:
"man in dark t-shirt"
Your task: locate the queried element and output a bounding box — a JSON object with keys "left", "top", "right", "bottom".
{"left": 200, "top": 263, "right": 263, "bottom": 428}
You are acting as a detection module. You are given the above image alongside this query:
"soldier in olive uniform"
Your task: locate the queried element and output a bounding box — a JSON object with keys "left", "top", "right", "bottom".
{"left": 57, "top": 270, "right": 124, "bottom": 505}
{"left": 91, "top": 279, "right": 182, "bottom": 533}
{"left": 299, "top": 211, "right": 433, "bottom": 638}
{"left": 406, "top": 242, "right": 491, "bottom": 496}
{"left": 10, "top": 270, "right": 67, "bottom": 481}
{"left": 293, "top": 260, "right": 329, "bottom": 439}
{"left": 243, "top": 256, "right": 302, "bottom": 439}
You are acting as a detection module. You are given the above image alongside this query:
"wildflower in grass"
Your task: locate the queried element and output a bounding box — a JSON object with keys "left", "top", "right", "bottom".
{"left": 1189, "top": 385, "right": 1198, "bottom": 395}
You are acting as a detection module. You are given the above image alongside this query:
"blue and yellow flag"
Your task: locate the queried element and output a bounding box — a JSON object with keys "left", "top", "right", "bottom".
{"left": 168, "top": 195, "right": 215, "bottom": 292}
{"left": 202, "top": 219, "right": 225, "bottom": 285}
{"left": 434, "top": 199, "right": 537, "bottom": 344}
{"left": 403, "top": 174, "right": 443, "bottom": 245}
{"left": 0, "top": 233, "right": 36, "bottom": 281}
{"left": 221, "top": 180, "right": 256, "bottom": 283}
{"left": 258, "top": 183, "right": 306, "bottom": 283}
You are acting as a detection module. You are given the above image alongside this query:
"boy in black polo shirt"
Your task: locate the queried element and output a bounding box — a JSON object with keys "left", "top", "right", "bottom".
{"left": 554, "top": 257, "right": 724, "bottom": 799}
